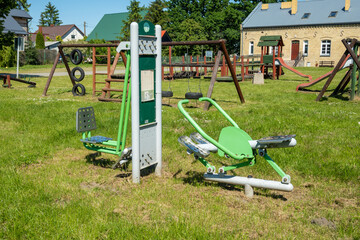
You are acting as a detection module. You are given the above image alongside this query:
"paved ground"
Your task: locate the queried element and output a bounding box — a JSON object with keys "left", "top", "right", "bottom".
{"left": 1, "top": 69, "right": 126, "bottom": 78}
{"left": 32, "top": 69, "right": 126, "bottom": 77}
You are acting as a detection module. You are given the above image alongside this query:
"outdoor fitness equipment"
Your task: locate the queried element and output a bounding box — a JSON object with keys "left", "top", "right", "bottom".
{"left": 76, "top": 21, "right": 162, "bottom": 183}
{"left": 178, "top": 97, "right": 296, "bottom": 195}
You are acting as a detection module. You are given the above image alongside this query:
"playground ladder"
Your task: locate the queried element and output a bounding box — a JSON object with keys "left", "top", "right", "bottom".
{"left": 98, "top": 51, "right": 129, "bottom": 102}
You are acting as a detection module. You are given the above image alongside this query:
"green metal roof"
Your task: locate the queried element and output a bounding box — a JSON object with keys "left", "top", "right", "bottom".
{"left": 257, "top": 35, "right": 284, "bottom": 47}
{"left": 87, "top": 10, "right": 147, "bottom": 41}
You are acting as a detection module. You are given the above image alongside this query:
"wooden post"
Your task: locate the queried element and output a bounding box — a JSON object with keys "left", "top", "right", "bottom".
{"left": 261, "top": 46, "right": 264, "bottom": 74}
{"left": 107, "top": 47, "right": 111, "bottom": 79}
{"left": 169, "top": 46, "right": 173, "bottom": 77}
{"left": 316, "top": 39, "right": 356, "bottom": 101}
{"left": 241, "top": 55, "right": 245, "bottom": 82}
{"left": 272, "top": 46, "right": 276, "bottom": 80}
{"left": 204, "top": 50, "right": 222, "bottom": 111}
{"left": 42, "top": 51, "right": 61, "bottom": 96}
{"left": 204, "top": 55, "right": 207, "bottom": 75}
{"left": 92, "top": 47, "right": 96, "bottom": 96}
{"left": 246, "top": 58, "right": 249, "bottom": 75}
{"left": 182, "top": 56, "right": 185, "bottom": 71}
{"left": 6, "top": 75, "right": 10, "bottom": 88}
{"left": 221, "top": 55, "right": 225, "bottom": 76}
{"left": 190, "top": 55, "right": 193, "bottom": 72}
{"left": 220, "top": 40, "right": 245, "bottom": 104}
{"left": 233, "top": 55, "right": 237, "bottom": 74}
{"left": 196, "top": 56, "right": 199, "bottom": 76}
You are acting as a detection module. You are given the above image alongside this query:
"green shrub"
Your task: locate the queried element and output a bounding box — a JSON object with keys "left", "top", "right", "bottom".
{"left": 35, "top": 32, "right": 45, "bottom": 49}
{"left": 24, "top": 41, "right": 40, "bottom": 65}
{"left": 0, "top": 45, "right": 16, "bottom": 67}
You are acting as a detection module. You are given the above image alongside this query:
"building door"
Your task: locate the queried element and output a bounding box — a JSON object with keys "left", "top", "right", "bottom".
{"left": 291, "top": 40, "right": 300, "bottom": 60}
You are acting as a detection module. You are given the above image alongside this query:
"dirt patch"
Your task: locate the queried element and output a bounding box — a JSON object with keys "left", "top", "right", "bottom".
{"left": 311, "top": 217, "right": 336, "bottom": 229}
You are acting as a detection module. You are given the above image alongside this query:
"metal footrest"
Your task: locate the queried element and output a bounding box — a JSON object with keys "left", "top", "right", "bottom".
{"left": 258, "top": 134, "right": 296, "bottom": 144}
{"left": 178, "top": 135, "right": 210, "bottom": 158}
{"left": 80, "top": 136, "right": 112, "bottom": 144}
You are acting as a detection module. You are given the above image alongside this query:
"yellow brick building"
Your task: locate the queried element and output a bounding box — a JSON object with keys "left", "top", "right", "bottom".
{"left": 241, "top": 0, "right": 360, "bottom": 67}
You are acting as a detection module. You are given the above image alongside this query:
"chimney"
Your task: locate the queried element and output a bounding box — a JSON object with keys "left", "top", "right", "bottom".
{"left": 38, "top": 26, "right": 43, "bottom": 33}
{"left": 262, "top": 3, "right": 269, "bottom": 10}
{"left": 345, "top": 0, "right": 350, "bottom": 11}
{"left": 291, "top": 0, "right": 298, "bottom": 15}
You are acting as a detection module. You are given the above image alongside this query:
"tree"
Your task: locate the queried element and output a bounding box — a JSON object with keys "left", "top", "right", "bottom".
{"left": 0, "top": 0, "right": 16, "bottom": 50}
{"left": 39, "top": 2, "right": 63, "bottom": 26}
{"left": 120, "top": 0, "right": 145, "bottom": 40}
{"left": 35, "top": 32, "right": 45, "bottom": 49}
{"left": 144, "top": 0, "right": 169, "bottom": 28}
{"left": 16, "top": 0, "right": 31, "bottom": 12}
{"left": 167, "top": 0, "right": 283, "bottom": 54}
{"left": 175, "top": 19, "right": 207, "bottom": 56}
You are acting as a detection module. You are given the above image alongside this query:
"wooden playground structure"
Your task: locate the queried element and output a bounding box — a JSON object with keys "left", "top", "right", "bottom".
{"left": 43, "top": 40, "right": 246, "bottom": 109}
{"left": 42, "top": 43, "right": 130, "bottom": 102}
{"left": 315, "top": 38, "right": 360, "bottom": 101}
{"left": 1, "top": 74, "right": 36, "bottom": 88}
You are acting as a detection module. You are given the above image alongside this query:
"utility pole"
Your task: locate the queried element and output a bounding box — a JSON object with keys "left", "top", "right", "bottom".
{"left": 84, "top": 21, "right": 86, "bottom": 36}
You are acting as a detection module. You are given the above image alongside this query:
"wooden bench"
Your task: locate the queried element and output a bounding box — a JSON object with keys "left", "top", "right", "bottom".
{"left": 319, "top": 61, "right": 335, "bottom": 67}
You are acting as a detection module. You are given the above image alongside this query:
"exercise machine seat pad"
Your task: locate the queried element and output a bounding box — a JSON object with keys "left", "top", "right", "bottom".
{"left": 218, "top": 126, "right": 254, "bottom": 159}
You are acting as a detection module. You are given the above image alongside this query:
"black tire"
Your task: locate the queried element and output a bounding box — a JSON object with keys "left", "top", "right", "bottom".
{"left": 185, "top": 92, "right": 203, "bottom": 99}
{"left": 162, "top": 91, "right": 173, "bottom": 98}
{"left": 70, "top": 49, "right": 83, "bottom": 65}
{"left": 71, "top": 67, "right": 85, "bottom": 82}
{"left": 72, "top": 83, "right": 86, "bottom": 96}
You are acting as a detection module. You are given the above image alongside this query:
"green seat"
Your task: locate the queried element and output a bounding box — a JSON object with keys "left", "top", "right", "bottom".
{"left": 217, "top": 126, "right": 254, "bottom": 159}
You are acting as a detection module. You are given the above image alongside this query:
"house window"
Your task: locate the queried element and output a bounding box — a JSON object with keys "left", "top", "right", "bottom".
{"left": 249, "top": 41, "right": 254, "bottom": 55}
{"left": 321, "top": 40, "right": 331, "bottom": 56}
{"left": 302, "top": 13, "right": 311, "bottom": 19}
{"left": 71, "top": 35, "right": 75, "bottom": 39}
{"left": 329, "top": 11, "right": 338, "bottom": 17}
{"left": 303, "top": 40, "right": 308, "bottom": 56}
{"left": 269, "top": 46, "right": 278, "bottom": 55}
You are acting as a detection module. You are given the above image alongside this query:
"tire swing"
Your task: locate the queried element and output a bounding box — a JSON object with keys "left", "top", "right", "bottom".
{"left": 162, "top": 79, "right": 173, "bottom": 97}
{"left": 70, "top": 49, "right": 83, "bottom": 65}
{"left": 70, "top": 67, "right": 85, "bottom": 82}
{"left": 72, "top": 83, "right": 86, "bottom": 96}
{"left": 185, "top": 77, "right": 203, "bottom": 100}
{"left": 162, "top": 79, "right": 173, "bottom": 105}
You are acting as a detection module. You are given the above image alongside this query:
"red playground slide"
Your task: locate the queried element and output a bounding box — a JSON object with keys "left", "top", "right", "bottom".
{"left": 275, "top": 57, "right": 312, "bottom": 81}
{"left": 295, "top": 54, "right": 351, "bottom": 91}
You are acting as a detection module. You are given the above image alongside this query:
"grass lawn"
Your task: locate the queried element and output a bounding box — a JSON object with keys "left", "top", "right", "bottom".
{"left": 0, "top": 64, "right": 359, "bottom": 239}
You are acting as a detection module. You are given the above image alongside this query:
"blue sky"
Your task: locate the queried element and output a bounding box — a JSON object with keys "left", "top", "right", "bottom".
{"left": 28, "top": 0, "right": 153, "bottom": 34}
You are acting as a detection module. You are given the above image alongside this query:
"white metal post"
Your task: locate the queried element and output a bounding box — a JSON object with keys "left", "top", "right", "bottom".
{"left": 155, "top": 25, "right": 162, "bottom": 176}
{"left": 131, "top": 22, "right": 140, "bottom": 184}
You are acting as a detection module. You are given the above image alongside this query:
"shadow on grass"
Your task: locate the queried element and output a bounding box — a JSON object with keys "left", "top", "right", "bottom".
{"left": 85, "top": 152, "right": 115, "bottom": 168}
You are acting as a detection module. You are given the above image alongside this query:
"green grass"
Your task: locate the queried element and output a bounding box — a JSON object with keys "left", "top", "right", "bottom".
{"left": 0, "top": 66, "right": 359, "bottom": 239}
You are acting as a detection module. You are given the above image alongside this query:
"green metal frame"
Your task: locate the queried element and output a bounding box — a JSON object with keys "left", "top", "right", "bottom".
{"left": 81, "top": 51, "right": 132, "bottom": 157}
{"left": 178, "top": 97, "right": 289, "bottom": 179}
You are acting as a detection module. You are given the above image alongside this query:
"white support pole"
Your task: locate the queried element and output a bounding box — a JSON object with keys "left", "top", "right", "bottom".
{"left": 155, "top": 25, "right": 162, "bottom": 176}
{"left": 204, "top": 174, "right": 294, "bottom": 192}
{"left": 131, "top": 22, "right": 140, "bottom": 184}
{"left": 16, "top": 40, "right": 20, "bottom": 78}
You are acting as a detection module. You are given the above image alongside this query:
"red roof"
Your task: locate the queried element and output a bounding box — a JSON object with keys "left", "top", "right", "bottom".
{"left": 31, "top": 24, "right": 84, "bottom": 41}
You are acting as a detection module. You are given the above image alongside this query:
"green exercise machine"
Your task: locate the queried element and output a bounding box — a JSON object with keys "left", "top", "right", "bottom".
{"left": 76, "top": 21, "right": 162, "bottom": 183}
{"left": 178, "top": 97, "right": 296, "bottom": 195}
